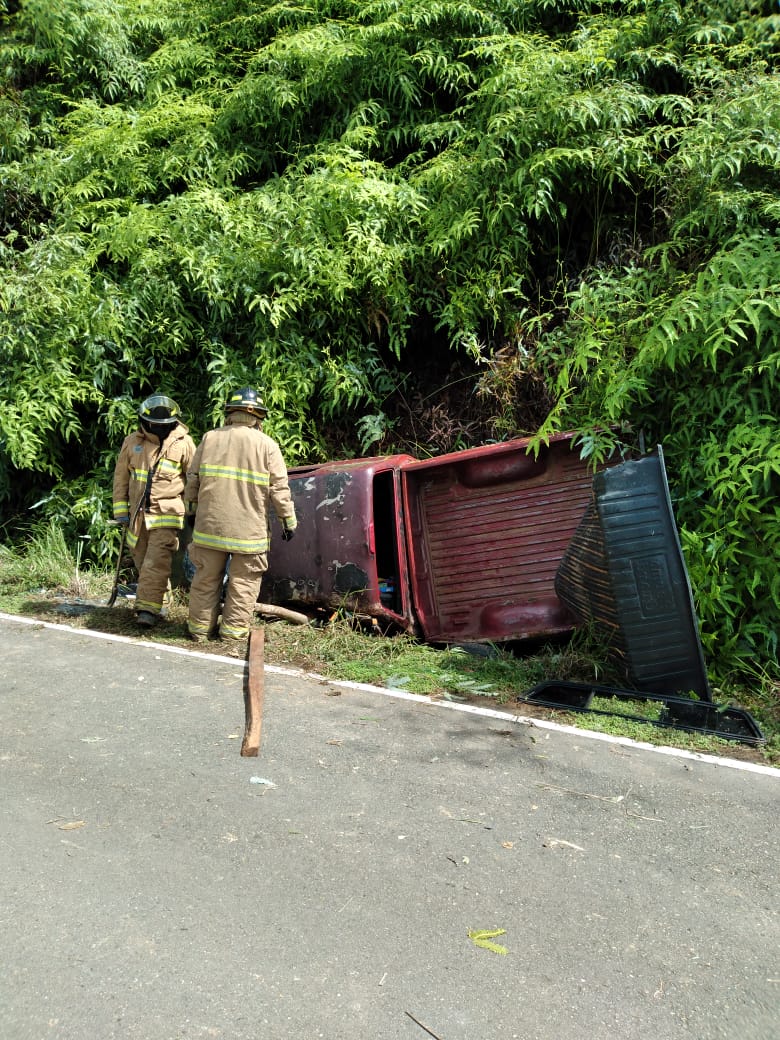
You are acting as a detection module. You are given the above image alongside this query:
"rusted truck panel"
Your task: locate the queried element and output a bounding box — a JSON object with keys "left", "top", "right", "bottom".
{"left": 401, "top": 436, "right": 602, "bottom": 643}
{"left": 262, "top": 454, "right": 418, "bottom": 629}
{"left": 262, "top": 432, "right": 608, "bottom": 643}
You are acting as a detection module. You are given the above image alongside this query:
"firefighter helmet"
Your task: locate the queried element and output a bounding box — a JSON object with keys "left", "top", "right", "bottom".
{"left": 225, "top": 386, "right": 267, "bottom": 417}
{"left": 138, "top": 394, "right": 181, "bottom": 436}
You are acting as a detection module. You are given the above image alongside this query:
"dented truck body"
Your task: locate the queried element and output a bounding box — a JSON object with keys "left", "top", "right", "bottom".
{"left": 261, "top": 431, "right": 606, "bottom": 645}
{"left": 258, "top": 438, "right": 766, "bottom": 743}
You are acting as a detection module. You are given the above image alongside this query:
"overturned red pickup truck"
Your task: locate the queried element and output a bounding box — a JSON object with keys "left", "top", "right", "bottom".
{"left": 262, "top": 431, "right": 611, "bottom": 645}
{"left": 256, "top": 433, "right": 769, "bottom": 744}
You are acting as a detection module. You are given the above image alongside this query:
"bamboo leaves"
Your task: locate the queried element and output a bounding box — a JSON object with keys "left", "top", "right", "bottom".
{"left": 1, "top": 0, "right": 780, "bottom": 678}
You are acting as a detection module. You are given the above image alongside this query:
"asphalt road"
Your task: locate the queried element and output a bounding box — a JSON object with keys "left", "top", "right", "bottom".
{"left": 1, "top": 613, "right": 778, "bottom": 1040}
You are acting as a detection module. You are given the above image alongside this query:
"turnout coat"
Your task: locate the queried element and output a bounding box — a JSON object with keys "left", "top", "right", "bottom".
{"left": 183, "top": 413, "right": 297, "bottom": 555}
{"left": 112, "top": 424, "right": 195, "bottom": 546}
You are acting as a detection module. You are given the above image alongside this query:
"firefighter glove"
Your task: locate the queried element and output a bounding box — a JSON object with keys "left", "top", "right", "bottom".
{"left": 281, "top": 527, "right": 295, "bottom": 541}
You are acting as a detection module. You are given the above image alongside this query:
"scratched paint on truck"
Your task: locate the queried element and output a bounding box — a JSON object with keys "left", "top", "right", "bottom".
{"left": 262, "top": 455, "right": 416, "bottom": 627}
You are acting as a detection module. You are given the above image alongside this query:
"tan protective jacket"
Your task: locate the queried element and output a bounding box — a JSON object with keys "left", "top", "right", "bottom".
{"left": 183, "top": 412, "right": 297, "bottom": 555}
{"left": 112, "top": 424, "right": 196, "bottom": 540}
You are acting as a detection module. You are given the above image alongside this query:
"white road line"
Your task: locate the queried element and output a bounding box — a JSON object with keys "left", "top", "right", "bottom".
{"left": 2, "top": 611, "right": 778, "bottom": 778}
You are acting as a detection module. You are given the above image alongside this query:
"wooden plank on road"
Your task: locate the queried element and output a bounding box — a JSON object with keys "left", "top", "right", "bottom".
{"left": 241, "top": 627, "right": 265, "bottom": 757}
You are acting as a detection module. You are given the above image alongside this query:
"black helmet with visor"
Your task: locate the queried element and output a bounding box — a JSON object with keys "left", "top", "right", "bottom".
{"left": 138, "top": 394, "right": 181, "bottom": 440}
{"left": 225, "top": 387, "right": 267, "bottom": 418}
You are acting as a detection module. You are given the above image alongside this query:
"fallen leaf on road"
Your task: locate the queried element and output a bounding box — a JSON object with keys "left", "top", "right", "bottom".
{"left": 468, "top": 928, "right": 508, "bottom": 955}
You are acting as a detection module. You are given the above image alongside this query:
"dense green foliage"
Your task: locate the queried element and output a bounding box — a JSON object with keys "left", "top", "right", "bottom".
{"left": 1, "top": 0, "right": 779, "bottom": 680}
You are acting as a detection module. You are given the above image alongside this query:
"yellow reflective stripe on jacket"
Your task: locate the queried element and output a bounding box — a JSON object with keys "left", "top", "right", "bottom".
{"left": 192, "top": 529, "right": 269, "bottom": 554}
{"left": 131, "top": 459, "right": 183, "bottom": 483}
{"left": 113, "top": 500, "right": 130, "bottom": 517}
{"left": 146, "top": 514, "right": 184, "bottom": 530}
{"left": 199, "top": 462, "right": 270, "bottom": 487}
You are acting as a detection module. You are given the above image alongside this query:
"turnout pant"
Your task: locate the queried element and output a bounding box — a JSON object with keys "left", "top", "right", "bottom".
{"left": 187, "top": 544, "right": 268, "bottom": 640}
{"left": 131, "top": 526, "right": 179, "bottom": 616}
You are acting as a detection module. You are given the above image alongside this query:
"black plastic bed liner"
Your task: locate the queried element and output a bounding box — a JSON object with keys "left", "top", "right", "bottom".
{"left": 522, "top": 680, "right": 765, "bottom": 746}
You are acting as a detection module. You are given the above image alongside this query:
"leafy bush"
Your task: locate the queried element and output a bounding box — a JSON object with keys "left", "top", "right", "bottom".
{"left": 1, "top": 0, "right": 779, "bottom": 681}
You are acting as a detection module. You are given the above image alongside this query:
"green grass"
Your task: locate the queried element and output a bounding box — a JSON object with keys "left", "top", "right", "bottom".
{"left": 1, "top": 525, "right": 777, "bottom": 766}
{"left": 0, "top": 524, "right": 107, "bottom": 600}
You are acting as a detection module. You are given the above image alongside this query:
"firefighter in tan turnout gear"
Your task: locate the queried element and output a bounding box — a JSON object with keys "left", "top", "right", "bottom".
{"left": 112, "top": 394, "right": 196, "bottom": 628}
{"left": 184, "top": 387, "right": 297, "bottom": 642}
